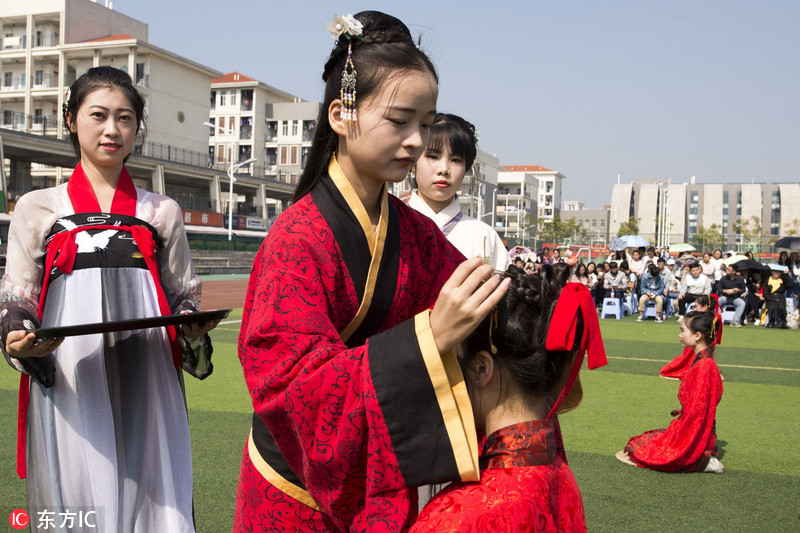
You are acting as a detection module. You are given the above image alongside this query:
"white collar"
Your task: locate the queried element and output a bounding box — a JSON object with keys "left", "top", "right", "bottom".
{"left": 408, "top": 191, "right": 462, "bottom": 229}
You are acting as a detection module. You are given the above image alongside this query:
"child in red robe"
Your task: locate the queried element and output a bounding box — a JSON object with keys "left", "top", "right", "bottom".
{"left": 618, "top": 308, "right": 724, "bottom": 473}
{"left": 411, "top": 264, "right": 607, "bottom": 532}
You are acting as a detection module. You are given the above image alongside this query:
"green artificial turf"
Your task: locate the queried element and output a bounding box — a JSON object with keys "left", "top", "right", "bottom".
{"left": 1, "top": 311, "right": 798, "bottom": 532}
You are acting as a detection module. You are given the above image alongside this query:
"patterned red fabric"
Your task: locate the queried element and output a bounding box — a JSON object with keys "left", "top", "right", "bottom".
{"left": 411, "top": 419, "right": 586, "bottom": 533}
{"left": 235, "top": 192, "right": 464, "bottom": 532}
{"left": 626, "top": 348, "right": 723, "bottom": 472}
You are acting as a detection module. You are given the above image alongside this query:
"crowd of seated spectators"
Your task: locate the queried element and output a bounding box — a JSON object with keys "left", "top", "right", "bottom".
{"left": 508, "top": 246, "right": 799, "bottom": 328}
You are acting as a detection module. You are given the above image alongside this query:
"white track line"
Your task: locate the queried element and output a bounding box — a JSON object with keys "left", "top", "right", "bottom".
{"left": 606, "top": 355, "right": 800, "bottom": 372}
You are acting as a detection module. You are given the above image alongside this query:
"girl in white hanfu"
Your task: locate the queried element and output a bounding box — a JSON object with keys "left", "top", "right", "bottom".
{"left": 1, "top": 67, "right": 217, "bottom": 533}
{"left": 408, "top": 113, "right": 509, "bottom": 270}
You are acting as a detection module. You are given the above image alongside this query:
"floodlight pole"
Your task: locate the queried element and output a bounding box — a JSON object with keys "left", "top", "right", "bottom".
{"left": 202, "top": 121, "right": 255, "bottom": 241}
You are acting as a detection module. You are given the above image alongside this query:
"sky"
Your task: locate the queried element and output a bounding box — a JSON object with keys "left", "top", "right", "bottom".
{"left": 117, "top": 0, "right": 799, "bottom": 208}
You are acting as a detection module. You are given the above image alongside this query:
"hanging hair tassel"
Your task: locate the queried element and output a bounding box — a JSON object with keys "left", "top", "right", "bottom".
{"left": 340, "top": 42, "right": 357, "bottom": 121}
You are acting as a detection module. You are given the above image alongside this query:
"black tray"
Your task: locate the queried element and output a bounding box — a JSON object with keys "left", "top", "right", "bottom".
{"left": 33, "top": 309, "right": 232, "bottom": 340}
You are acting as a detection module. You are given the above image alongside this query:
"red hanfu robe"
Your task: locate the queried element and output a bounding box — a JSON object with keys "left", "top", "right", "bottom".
{"left": 626, "top": 348, "right": 722, "bottom": 472}
{"left": 234, "top": 158, "right": 479, "bottom": 532}
{"left": 410, "top": 419, "right": 586, "bottom": 533}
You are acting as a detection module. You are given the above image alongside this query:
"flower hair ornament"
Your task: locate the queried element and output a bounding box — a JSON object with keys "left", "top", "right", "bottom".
{"left": 326, "top": 14, "right": 364, "bottom": 121}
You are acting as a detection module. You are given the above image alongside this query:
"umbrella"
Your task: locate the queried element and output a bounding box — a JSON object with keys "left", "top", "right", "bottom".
{"left": 723, "top": 254, "right": 748, "bottom": 266}
{"left": 508, "top": 246, "right": 532, "bottom": 259}
{"left": 620, "top": 235, "right": 650, "bottom": 248}
{"left": 767, "top": 263, "right": 788, "bottom": 272}
{"left": 669, "top": 243, "right": 696, "bottom": 253}
{"left": 608, "top": 236, "right": 626, "bottom": 251}
{"left": 774, "top": 236, "right": 800, "bottom": 249}
{"left": 732, "top": 258, "right": 764, "bottom": 271}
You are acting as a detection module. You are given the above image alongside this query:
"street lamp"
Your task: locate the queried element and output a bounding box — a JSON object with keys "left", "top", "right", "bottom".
{"left": 203, "top": 121, "right": 256, "bottom": 241}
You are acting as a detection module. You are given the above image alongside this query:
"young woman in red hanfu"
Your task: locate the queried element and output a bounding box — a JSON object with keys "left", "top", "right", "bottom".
{"left": 1, "top": 66, "right": 217, "bottom": 532}
{"left": 411, "top": 263, "right": 608, "bottom": 532}
{"left": 618, "top": 309, "right": 724, "bottom": 473}
{"left": 659, "top": 294, "right": 723, "bottom": 380}
{"left": 233, "top": 11, "right": 510, "bottom": 533}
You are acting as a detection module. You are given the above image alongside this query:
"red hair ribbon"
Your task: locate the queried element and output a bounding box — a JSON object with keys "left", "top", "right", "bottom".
{"left": 544, "top": 282, "right": 607, "bottom": 419}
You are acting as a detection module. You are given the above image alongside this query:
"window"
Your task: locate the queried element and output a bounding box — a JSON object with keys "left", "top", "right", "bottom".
{"left": 279, "top": 146, "right": 288, "bottom": 165}
{"left": 135, "top": 63, "right": 146, "bottom": 86}
{"left": 291, "top": 120, "right": 298, "bottom": 136}
{"left": 600, "top": 220, "right": 605, "bottom": 227}
{"left": 281, "top": 121, "right": 289, "bottom": 136}
{"left": 301, "top": 146, "right": 309, "bottom": 168}
{"left": 241, "top": 89, "right": 253, "bottom": 111}
{"left": 303, "top": 120, "right": 315, "bottom": 141}
{"left": 34, "top": 70, "right": 43, "bottom": 86}
{"left": 217, "top": 144, "right": 226, "bottom": 163}
{"left": 230, "top": 90, "right": 236, "bottom": 106}
{"left": 208, "top": 145, "right": 215, "bottom": 164}
{"left": 208, "top": 118, "right": 215, "bottom": 136}
{"left": 218, "top": 116, "right": 226, "bottom": 134}
{"left": 266, "top": 121, "right": 278, "bottom": 141}
{"left": 290, "top": 146, "right": 298, "bottom": 165}
{"left": 3, "top": 72, "right": 11, "bottom": 86}
{"left": 210, "top": 91, "right": 216, "bottom": 109}
{"left": 592, "top": 220, "right": 596, "bottom": 227}
{"left": 33, "top": 108, "right": 43, "bottom": 125}
{"left": 220, "top": 91, "right": 226, "bottom": 106}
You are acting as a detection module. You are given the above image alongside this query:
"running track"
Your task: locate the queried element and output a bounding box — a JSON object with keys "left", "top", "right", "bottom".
{"left": 200, "top": 278, "right": 249, "bottom": 311}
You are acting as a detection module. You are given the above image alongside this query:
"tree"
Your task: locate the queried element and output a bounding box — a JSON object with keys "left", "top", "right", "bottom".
{"left": 537, "top": 215, "right": 588, "bottom": 245}
{"left": 734, "top": 216, "right": 764, "bottom": 251}
{"left": 617, "top": 216, "right": 639, "bottom": 237}
{"left": 785, "top": 218, "right": 800, "bottom": 237}
{"left": 690, "top": 224, "right": 725, "bottom": 252}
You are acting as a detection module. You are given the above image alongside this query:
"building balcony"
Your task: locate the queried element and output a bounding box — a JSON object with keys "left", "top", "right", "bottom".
{"left": 2, "top": 36, "right": 26, "bottom": 50}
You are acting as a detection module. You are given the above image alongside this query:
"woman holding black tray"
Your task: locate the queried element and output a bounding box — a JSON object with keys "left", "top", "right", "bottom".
{"left": 0, "top": 67, "right": 216, "bottom": 532}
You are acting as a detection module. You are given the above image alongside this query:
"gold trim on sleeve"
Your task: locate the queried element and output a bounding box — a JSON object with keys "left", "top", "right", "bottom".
{"left": 247, "top": 429, "right": 322, "bottom": 511}
{"left": 414, "top": 310, "right": 480, "bottom": 482}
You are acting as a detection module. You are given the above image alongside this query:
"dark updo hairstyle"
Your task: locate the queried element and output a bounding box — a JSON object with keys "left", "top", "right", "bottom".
{"left": 293, "top": 11, "right": 438, "bottom": 202}
{"left": 426, "top": 113, "right": 478, "bottom": 170}
{"left": 693, "top": 294, "right": 716, "bottom": 313}
{"left": 684, "top": 310, "right": 716, "bottom": 345}
{"left": 62, "top": 66, "right": 145, "bottom": 162}
{"left": 460, "top": 263, "right": 581, "bottom": 410}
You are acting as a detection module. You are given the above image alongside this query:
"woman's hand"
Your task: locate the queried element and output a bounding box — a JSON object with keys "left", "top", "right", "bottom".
{"left": 430, "top": 257, "right": 511, "bottom": 354}
{"left": 181, "top": 319, "right": 221, "bottom": 340}
{"left": 5, "top": 330, "right": 63, "bottom": 359}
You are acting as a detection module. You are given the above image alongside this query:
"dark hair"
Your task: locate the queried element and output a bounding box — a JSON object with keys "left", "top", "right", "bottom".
{"left": 426, "top": 113, "right": 477, "bottom": 169}
{"left": 688, "top": 261, "right": 701, "bottom": 270}
{"left": 63, "top": 66, "right": 145, "bottom": 162}
{"left": 575, "top": 262, "right": 588, "bottom": 278}
{"left": 693, "top": 294, "right": 716, "bottom": 313}
{"left": 684, "top": 309, "right": 716, "bottom": 345}
{"left": 647, "top": 263, "right": 660, "bottom": 277}
{"left": 619, "top": 260, "right": 630, "bottom": 271}
{"left": 461, "top": 265, "right": 578, "bottom": 408}
{"left": 610, "top": 261, "right": 618, "bottom": 269}
{"left": 656, "top": 257, "right": 666, "bottom": 264}
{"left": 293, "top": 11, "right": 438, "bottom": 202}
{"left": 586, "top": 262, "right": 596, "bottom": 272}
{"left": 647, "top": 247, "right": 655, "bottom": 253}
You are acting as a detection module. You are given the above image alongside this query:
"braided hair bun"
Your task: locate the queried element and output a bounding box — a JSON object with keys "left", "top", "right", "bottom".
{"left": 462, "top": 264, "right": 579, "bottom": 406}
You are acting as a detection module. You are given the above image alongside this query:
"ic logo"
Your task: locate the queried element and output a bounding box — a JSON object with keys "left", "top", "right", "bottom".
{"left": 9, "top": 509, "right": 29, "bottom": 529}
